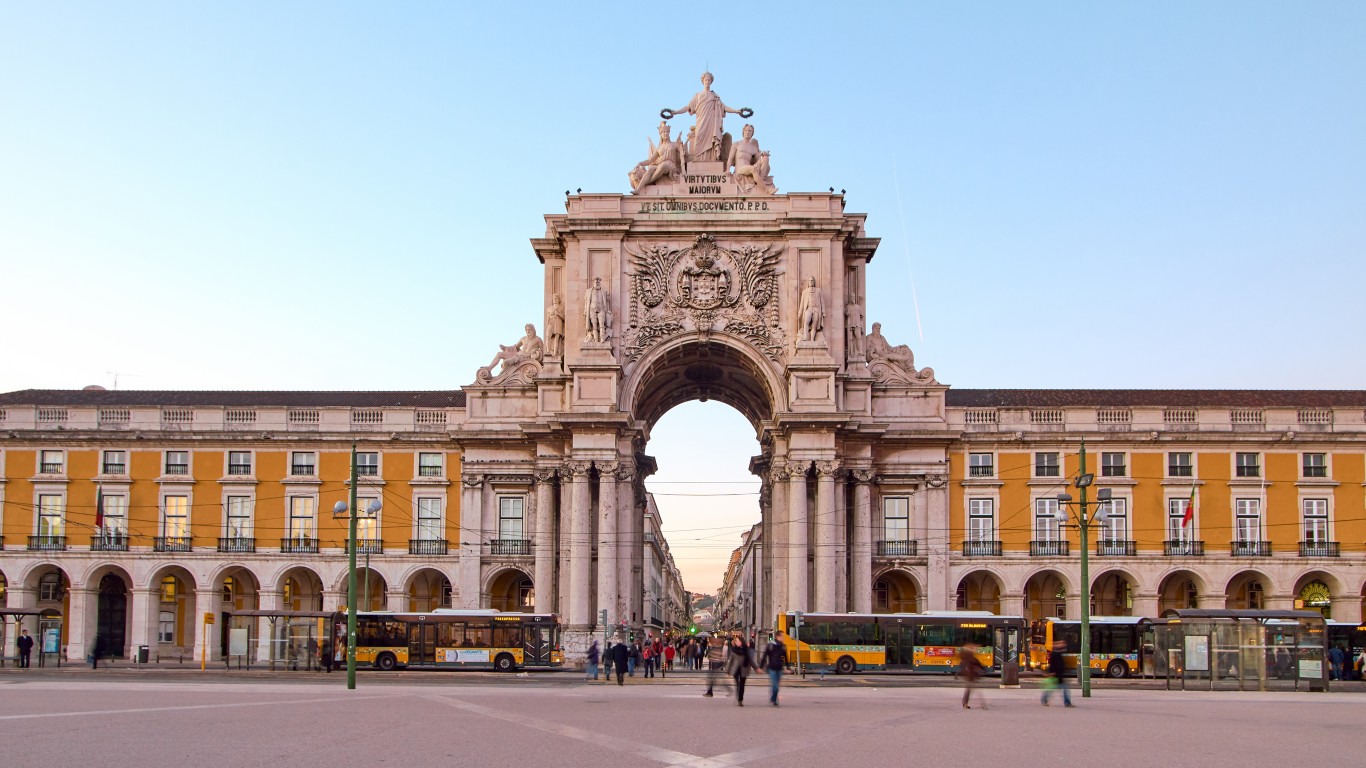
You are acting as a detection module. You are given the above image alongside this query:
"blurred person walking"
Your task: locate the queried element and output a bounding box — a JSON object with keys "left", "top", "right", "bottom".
{"left": 1041, "top": 640, "right": 1074, "bottom": 707}
{"left": 762, "top": 631, "right": 787, "bottom": 706}
{"left": 958, "top": 641, "right": 986, "bottom": 709}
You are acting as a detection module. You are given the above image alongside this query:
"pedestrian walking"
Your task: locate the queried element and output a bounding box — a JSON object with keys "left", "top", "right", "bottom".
{"left": 16, "top": 629, "right": 34, "bottom": 668}
{"left": 321, "top": 639, "right": 334, "bottom": 673}
{"left": 703, "top": 636, "right": 731, "bottom": 697}
{"left": 1041, "top": 639, "right": 1074, "bottom": 707}
{"left": 610, "top": 639, "right": 630, "bottom": 686}
{"left": 762, "top": 631, "right": 787, "bottom": 706}
{"left": 726, "top": 632, "right": 759, "bottom": 706}
{"left": 643, "top": 641, "right": 655, "bottom": 678}
{"left": 1328, "top": 644, "right": 1345, "bottom": 681}
{"left": 958, "top": 641, "right": 986, "bottom": 709}
{"left": 695, "top": 640, "right": 705, "bottom": 670}
{"left": 663, "top": 642, "right": 676, "bottom": 676}
{"left": 307, "top": 636, "right": 319, "bottom": 671}
{"left": 628, "top": 640, "right": 640, "bottom": 676}
{"left": 586, "top": 640, "right": 601, "bottom": 681}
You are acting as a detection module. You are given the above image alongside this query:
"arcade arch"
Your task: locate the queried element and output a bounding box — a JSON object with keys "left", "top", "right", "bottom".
{"left": 407, "top": 568, "right": 452, "bottom": 612}
{"left": 1225, "top": 570, "right": 1273, "bottom": 610}
{"left": 277, "top": 566, "right": 324, "bottom": 612}
{"left": 956, "top": 570, "right": 1002, "bottom": 613}
{"left": 1091, "top": 569, "right": 1137, "bottom": 616}
{"left": 148, "top": 564, "right": 198, "bottom": 650}
{"left": 873, "top": 569, "right": 920, "bottom": 613}
{"left": 1022, "top": 569, "right": 1069, "bottom": 621}
{"left": 1157, "top": 570, "right": 1205, "bottom": 616}
{"left": 488, "top": 568, "right": 534, "bottom": 612}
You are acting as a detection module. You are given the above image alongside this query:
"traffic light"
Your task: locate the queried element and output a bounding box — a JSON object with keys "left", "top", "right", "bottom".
{"left": 599, "top": 608, "right": 608, "bottom": 627}
{"left": 689, "top": 625, "right": 697, "bottom": 634}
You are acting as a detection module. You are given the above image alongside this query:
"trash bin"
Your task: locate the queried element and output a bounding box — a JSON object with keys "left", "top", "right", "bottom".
{"left": 1000, "top": 660, "right": 1021, "bottom": 688}
{"left": 137, "top": 645, "right": 150, "bottom": 664}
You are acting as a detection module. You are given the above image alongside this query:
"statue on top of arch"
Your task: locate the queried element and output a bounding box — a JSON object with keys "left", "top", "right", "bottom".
{"left": 864, "top": 321, "right": 937, "bottom": 385}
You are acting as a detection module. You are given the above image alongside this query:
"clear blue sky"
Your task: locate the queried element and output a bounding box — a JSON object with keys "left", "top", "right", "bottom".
{"left": 3, "top": 2, "right": 1362, "bottom": 591}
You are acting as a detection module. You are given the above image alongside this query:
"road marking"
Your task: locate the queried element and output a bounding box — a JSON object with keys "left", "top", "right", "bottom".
{"left": 0, "top": 694, "right": 400, "bottom": 721}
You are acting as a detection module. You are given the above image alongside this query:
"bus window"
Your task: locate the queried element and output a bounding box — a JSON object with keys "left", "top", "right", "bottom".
{"left": 493, "top": 626, "right": 522, "bottom": 649}
{"left": 961, "top": 626, "right": 992, "bottom": 647}
{"left": 1056, "top": 624, "right": 1081, "bottom": 653}
{"left": 915, "top": 624, "right": 955, "bottom": 647}
{"left": 465, "top": 624, "right": 492, "bottom": 647}
{"left": 438, "top": 621, "right": 466, "bottom": 647}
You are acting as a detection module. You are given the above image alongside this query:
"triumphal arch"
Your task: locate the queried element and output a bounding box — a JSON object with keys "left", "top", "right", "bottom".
{"left": 462, "top": 73, "right": 951, "bottom": 652}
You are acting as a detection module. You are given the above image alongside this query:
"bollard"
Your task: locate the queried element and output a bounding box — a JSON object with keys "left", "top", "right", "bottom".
{"left": 1000, "top": 660, "right": 1021, "bottom": 688}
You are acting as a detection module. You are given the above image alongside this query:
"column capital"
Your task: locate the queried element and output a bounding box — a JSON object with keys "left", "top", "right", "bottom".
{"left": 815, "top": 460, "right": 841, "bottom": 477}
{"left": 786, "top": 460, "right": 811, "bottom": 477}
{"left": 595, "top": 460, "right": 620, "bottom": 477}
{"left": 562, "top": 461, "right": 592, "bottom": 479}
{"left": 614, "top": 462, "right": 636, "bottom": 483}
{"left": 532, "top": 468, "right": 559, "bottom": 484}
{"left": 850, "top": 468, "right": 876, "bottom": 484}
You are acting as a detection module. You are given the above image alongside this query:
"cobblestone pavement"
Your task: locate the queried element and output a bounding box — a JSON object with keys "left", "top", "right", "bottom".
{"left": 1, "top": 669, "right": 1360, "bottom": 767}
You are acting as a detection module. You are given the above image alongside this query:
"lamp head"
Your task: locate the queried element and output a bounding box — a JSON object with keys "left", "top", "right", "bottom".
{"left": 1097, "top": 488, "right": 1113, "bottom": 502}
{"left": 365, "top": 498, "right": 383, "bottom": 516}
{"left": 332, "top": 500, "right": 348, "bottom": 517}
{"left": 1056, "top": 492, "right": 1073, "bottom": 504}
{"left": 1075, "top": 473, "right": 1094, "bottom": 488}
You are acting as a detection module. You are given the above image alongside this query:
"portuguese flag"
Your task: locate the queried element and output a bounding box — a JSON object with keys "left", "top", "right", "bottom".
{"left": 1181, "top": 487, "right": 1195, "bottom": 528}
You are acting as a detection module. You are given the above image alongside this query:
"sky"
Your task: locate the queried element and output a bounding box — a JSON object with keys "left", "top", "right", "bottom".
{"left": 2, "top": 2, "right": 1363, "bottom": 592}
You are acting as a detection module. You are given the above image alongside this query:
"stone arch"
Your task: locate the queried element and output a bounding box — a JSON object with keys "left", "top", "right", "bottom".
{"left": 486, "top": 567, "right": 533, "bottom": 612}
{"left": 78, "top": 562, "right": 134, "bottom": 590}
{"left": 336, "top": 567, "right": 389, "bottom": 611}
{"left": 956, "top": 569, "right": 1003, "bottom": 613}
{"left": 872, "top": 567, "right": 921, "bottom": 613}
{"left": 147, "top": 564, "right": 199, "bottom": 650}
{"left": 20, "top": 561, "right": 72, "bottom": 593}
{"left": 1292, "top": 570, "right": 1340, "bottom": 618}
{"left": 1090, "top": 568, "right": 1139, "bottom": 616}
{"left": 1156, "top": 569, "right": 1206, "bottom": 616}
{"left": 208, "top": 564, "right": 262, "bottom": 614}
{"left": 624, "top": 333, "right": 783, "bottom": 433}
{"left": 405, "top": 567, "right": 452, "bottom": 612}
{"left": 1022, "top": 568, "right": 1071, "bottom": 622}
{"left": 276, "top": 566, "right": 325, "bottom": 612}
{"left": 1224, "top": 569, "right": 1274, "bottom": 610}
{"left": 0, "top": 567, "right": 7, "bottom": 606}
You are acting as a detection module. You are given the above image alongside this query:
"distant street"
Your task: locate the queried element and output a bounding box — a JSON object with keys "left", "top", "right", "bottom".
{"left": 1, "top": 668, "right": 1361, "bottom": 768}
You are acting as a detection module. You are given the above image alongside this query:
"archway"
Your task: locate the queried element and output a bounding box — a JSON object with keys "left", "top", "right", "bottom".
{"left": 873, "top": 570, "right": 920, "bottom": 613}
{"left": 1157, "top": 570, "right": 1204, "bottom": 616}
{"left": 956, "top": 570, "right": 1002, "bottom": 613}
{"left": 216, "top": 566, "right": 261, "bottom": 614}
{"left": 352, "top": 567, "right": 388, "bottom": 611}
{"left": 488, "top": 568, "right": 533, "bottom": 612}
{"left": 1023, "top": 569, "right": 1069, "bottom": 621}
{"left": 407, "top": 568, "right": 451, "bottom": 612}
{"left": 1225, "top": 570, "right": 1272, "bottom": 610}
{"left": 277, "top": 567, "right": 324, "bottom": 611}
{"left": 1091, "top": 569, "right": 1137, "bottom": 616}
{"left": 148, "top": 565, "right": 197, "bottom": 651}
{"left": 26, "top": 565, "right": 70, "bottom": 650}
{"left": 96, "top": 572, "right": 129, "bottom": 658}
{"left": 1293, "top": 571, "right": 1340, "bottom": 618}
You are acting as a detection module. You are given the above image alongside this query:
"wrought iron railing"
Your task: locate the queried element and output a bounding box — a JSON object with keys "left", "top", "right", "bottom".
{"left": 962, "top": 540, "right": 1002, "bottom": 557}
{"left": 1163, "top": 540, "right": 1205, "bottom": 556}
{"left": 91, "top": 533, "right": 130, "bottom": 551}
{"left": 1298, "top": 541, "right": 1339, "bottom": 557}
{"left": 279, "top": 537, "right": 319, "bottom": 554}
{"left": 1231, "top": 541, "right": 1272, "bottom": 557}
{"left": 409, "top": 539, "right": 449, "bottom": 555}
{"left": 875, "top": 539, "right": 918, "bottom": 557}
{"left": 154, "top": 536, "right": 193, "bottom": 552}
{"left": 1096, "top": 540, "right": 1137, "bottom": 556}
{"left": 491, "top": 539, "right": 531, "bottom": 556}
{"left": 1030, "top": 540, "right": 1069, "bottom": 556}
{"left": 349, "top": 538, "right": 384, "bottom": 555}
{"left": 218, "top": 537, "right": 256, "bottom": 553}
{"left": 28, "top": 535, "right": 67, "bottom": 551}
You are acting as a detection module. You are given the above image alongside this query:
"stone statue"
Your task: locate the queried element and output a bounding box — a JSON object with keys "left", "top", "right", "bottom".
{"left": 545, "top": 294, "right": 565, "bottom": 358}
{"left": 583, "top": 277, "right": 611, "bottom": 343}
{"left": 865, "top": 322, "right": 913, "bottom": 370}
{"left": 629, "top": 121, "right": 686, "bottom": 193}
{"left": 665, "top": 72, "right": 749, "bottom": 163}
{"left": 488, "top": 324, "right": 544, "bottom": 372}
{"left": 797, "top": 276, "right": 825, "bottom": 342}
{"left": 726, "top": 124, "right": 775, "bottom": 195}
{"left": 845, "top": 292, "right": 864, "bottom": 358}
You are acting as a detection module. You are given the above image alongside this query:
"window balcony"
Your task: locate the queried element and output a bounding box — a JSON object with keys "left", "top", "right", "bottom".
{"left": 962, "top": 540, "right": 1002, "bottom": 557}
{"left": 290, "top": 464, "right": 316, "bottom": 476}
{"left": 154, "top": 536, "right": 192, "bottom": 552}
{"left": 29, "top": 535, "right": 67, "bottom": 551}
{"left": 1164, "top": 540, "right": 1205, "bottom": 556}
{"left": 1302, "top": 466, "right": 1327, "bottom": 478}
{"left": 349, "top": 539, "right": 384, "bottom": 555}
{"left": 356, "top": 465, "right": 379, "bottom": 477}
{"left": 409, "top": 538, "right": 449, "bottom": 555}
{"left": 1167, "top": 466, "right": 1192, "bottom": 477}
{"left": 218, "top": 537, "right": 256, "bottom": 553}
{"left": 418, "top": 465, "right": 443, "bottom": 477}
{"left": 1231, "top": 541, "right": 1272, "bottom": 557}
{"left": 876, "top": 539, "right": 919, "bottom": 557}
{"left": 1299, "top": 541, "right": 1340, "bottom": 557}
{"left": 227, "top": 464, "right": 253, "bottom": 476}
{"left": 39, "top": 463, "right": 64, "bottom": 474}
{"left": 163, "top": 464, "right": 189, "bottom": 475}
{"left": 968, "top": 466, "right": 994, "bottom": 478}
{"left": 1030, "top": 540, "right": 1069, "bottom": 557}
{"left": 491, "top": 538, "right": 531, "bottom": 556}
{"left": 91, "top": 533, "right": 130, "bottom": 551}
{"left": 102, "top": 463, "right": 127, "bottom": 475}
{"left": 1096, "top": 540, "right": 1137, "bottom": 556}
{"left": 280, "top": 537, "right": 319, "bottom": 554}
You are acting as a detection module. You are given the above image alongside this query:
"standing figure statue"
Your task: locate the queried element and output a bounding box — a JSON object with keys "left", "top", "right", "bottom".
{"left": 583, "top": 277, "right": 611, "bottom": 343}
{"left": 797, "top": 277, "right": 825, "bottom": 342}
{"left": 629, "top": 122, "right": 686, "bottom": 193}
{"left": 845, "top": 291, "right": 865, "bottom": 358}
{"left": 545, "top": 294, "right": 565, "bottom": 358}
{"left": 488, "top": 324, "right": 544, "bottom": 373}
{"left": 727, "top": 124, "right": 775, "bottom": 195}
{"left": 665, "top": 72, "right": 750, "bottom": 163}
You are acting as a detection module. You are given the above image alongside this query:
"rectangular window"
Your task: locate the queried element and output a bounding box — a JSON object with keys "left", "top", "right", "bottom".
{"left": 162, "top": 495, "right": 189, "bottom": 538}
{"left": 290, "top": 452, "right": 316, "bottom": 476}
{"left": 967, "top": 499, "right": 994, "bottom": 541}
{"left": 1302, "top": 499, "right": 1328, "bottom": 544}
{"left": 883, "top": 497, "right": 910, "bottom": 541}
{"left": 1034, "top": 452, "right": 1059, "bottom": 477}
{"left": 37, "top": 494, "right": 64, "bottom": 536}
{"left": 357, "top": 496, "right": 380, "bottom": 540}
{"left": 226, "top": 496, "right": 253, "bottom": 538}
{"left": 227, "top": 451, "right": 252, "bottom": 476}
{"left": 1302, "top": 453, "right": 1327, "bottom": 478}
{"left": 1235, "top": 453, "right": 1260, "bottom": 478}
{"left": 165, "top": 451, "right": 189, "bottom": 475}
{"left": 499, "top": 497, "right": 525, "bottom": 540}
{"left": 416, "top": 498, "right": 443, "bottom": 540}
{"left": 1098, "top": 498, "right": 1129, "bottom": 542}
{"left": 39, "top": 450, "right": 64, "bottom": 474}
{"left": 1234, "top": 499, "right": 1261, "bottom": 542}
{"left": 159, "top": 611, "right": 175, "bottom": 644}
{"left": 1034, "top": 498, "right": 1062, "bottom": 541}
{"left": 102, "top": 494, "right": 128, "bottom": 534}
{"left": 356, "top": 452, "right": 379, "bottom": 477}
{"left": 418, "top": 452, "right": 443, "bottom": 477}
{"left": 968, "top": 453, "right": 994, "bottom": 478}
{"left": 1167, "top": 498, "right": 1192, "bottom": 541}
{"left": 288, "top": 497, "right": 315, "bottom": 539}
{"left": 1168, "top": 452, "right": 1193, "bottom": 477}
{"left": 102, "top": 450, "right": 126, "bottom": 475}
{"left": 1100, "top": 452, "right": 1126, "bottom": 477}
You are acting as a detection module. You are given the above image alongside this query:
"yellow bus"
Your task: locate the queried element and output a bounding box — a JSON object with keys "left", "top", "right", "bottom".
{"left": 776, "top": 611, "right": 1026, "bottom": 675}
{"left": 1028, "top": 616, "right": 1148, "bottom": 678}
{"left": 341, "top": 609, "right": 563, "bottom": 671}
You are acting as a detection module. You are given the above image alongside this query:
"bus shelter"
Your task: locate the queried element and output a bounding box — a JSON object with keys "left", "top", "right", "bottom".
{"left": 1149, "top": 609, "right": 1328, "bottom": 692}
{"left": 2, "top": 609, "right": 62, "bottom": 667}
{"left": 227, "top": 610, "right": 337, "bottom": 671}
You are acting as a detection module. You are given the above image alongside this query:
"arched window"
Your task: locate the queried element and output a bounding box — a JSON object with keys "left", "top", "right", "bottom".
{"left": 519, "top": 578, "right": 534, "bottom": 609}
{"left": 873, "top": 579, "right": 890, "bottom": 612}
{"left": 440, "top": 578, "right": 452, "bottom": 608}
{"left": 1247, "top": 581, "right": 1263, "bottom": 609}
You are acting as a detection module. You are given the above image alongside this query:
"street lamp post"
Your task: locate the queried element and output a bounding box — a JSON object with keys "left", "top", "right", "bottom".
{"left": 331, "top": 442, "right": 381, "bottom": 691}
{"left": 1055, "top": 441, "right": 1111, "bottom": 699}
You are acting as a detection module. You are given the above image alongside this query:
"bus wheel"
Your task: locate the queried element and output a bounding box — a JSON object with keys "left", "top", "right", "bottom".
{"left": 1106, "top": 659, "right": 1128, "bottom": 679}
{"left": 375, "top": 653, "right": 397, "bottom": 671}
{"left": 494, "top": 654, "right": 516, "bottom": 673}
{"left": 835, "top": 656, "right": 856, "bottom": 675}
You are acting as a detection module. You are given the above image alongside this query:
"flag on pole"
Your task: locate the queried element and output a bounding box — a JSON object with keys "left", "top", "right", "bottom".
{"left": 1181, "top": 487, "right": 1195, "bottom": 528}
{"left": 95, "top": 488, "right": 105, "bottom": 529}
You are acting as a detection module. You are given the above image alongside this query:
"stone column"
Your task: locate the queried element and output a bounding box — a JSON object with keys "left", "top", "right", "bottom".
{"left": 1131, "top": 593, "right": 1159, "bottom": 619}
{"left": 533, "top": 468, "right": 558, "bottom": 614}
{"left": 614, "top": 462, "right": 637, "bottom": 625}
{"left": 924, "top": 474, "right": 952, "bottom": 610}
{"left": 457, "top": 474, "right": 485, "bottom": 609}
{"left": 787, "top": 461, "right": 810, "bottom": 611}
{"left": 851, "top": 469, "right": 875, "bottom": 613}
{"left": 256, "top": 589, "right": 281, "bottom": 663}
{"left": 194, "top": 586, "right": 220, "bottom": 662}
{"left": 814, "top": 460, "right": 840, "bottom": 611}
{"left": 1330, "top": 596, "right": 1362, "bottom": 624}
{"left": 564, "top": 461, "right": 593, "bottom": 629}
{"left": 1001, "top": 592, "right": 1026, "bottom": 617}
{"left": 65, "top": 587, "right": 94, "bottom": 662}
{"left": 767, "top": 465, "right": 789, "bottom": 621}
{"left": 595, "top": 461, "right": 619, "bottom": 628}
{"left": 129, "top": 587, "right": 158, "bottom": 661}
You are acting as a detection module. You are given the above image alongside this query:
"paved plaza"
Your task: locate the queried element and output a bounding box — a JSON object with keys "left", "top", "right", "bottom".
{"left": 0, "top": 669, "right": 1361, "bottom": 767}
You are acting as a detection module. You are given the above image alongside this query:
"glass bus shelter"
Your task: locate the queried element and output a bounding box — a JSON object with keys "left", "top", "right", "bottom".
{"left": 227, "top": 610, "right": 336, "bottom": 671}
{"left": 1148, "top": 609, "right": 1328, "bottom": 692}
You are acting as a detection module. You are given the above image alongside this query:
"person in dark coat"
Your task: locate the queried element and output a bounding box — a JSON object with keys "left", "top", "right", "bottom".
{"left": 610, "top": 639, "right": 630, "bottom": 686}
{"left": 585, "top": 640, "right": 600, "bottom": 681}
{"left": 958, "top": 641, "right": 986, "bottom": 709}
{"left": 762, "top": 632, "right": 787, "bottom": 706}
{"left": 321, "top": 639, "right": 334, "bottom": 673}
{"left": 726, "top": 633, "right": 759, "bottom": 706}
{"left": 16, "top": 629, "right": 34, "bottom": 668}
{"left": 1041, "top": 639, "right": 1074, "bottom": 707}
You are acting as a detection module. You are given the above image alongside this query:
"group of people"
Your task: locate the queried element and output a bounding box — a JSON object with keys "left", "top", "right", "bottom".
{"left": 585, "top": 631, "right": 789, "bottom": 707}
